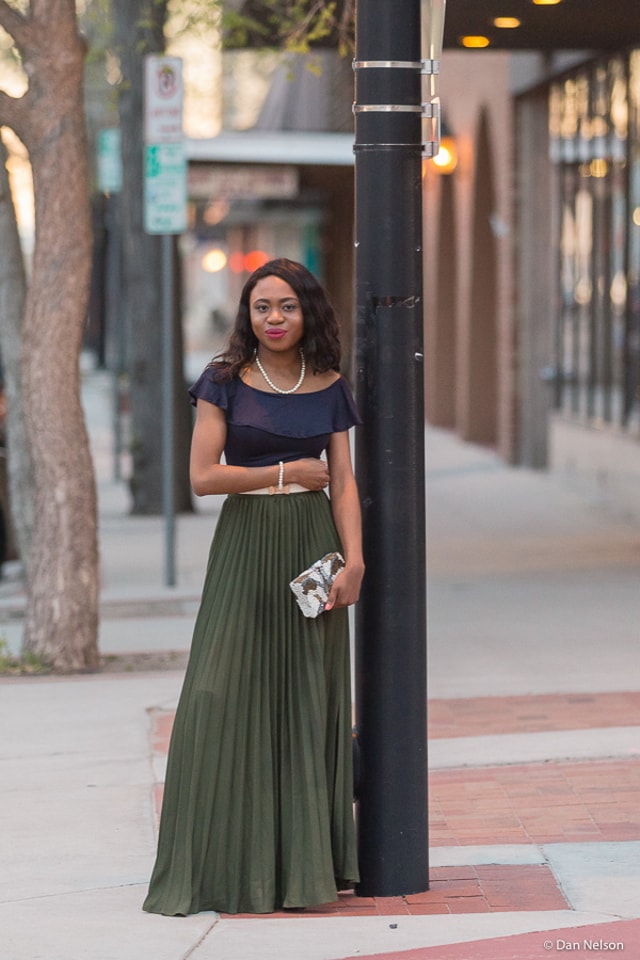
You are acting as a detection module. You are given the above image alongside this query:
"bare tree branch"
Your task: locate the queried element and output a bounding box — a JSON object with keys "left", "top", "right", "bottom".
{"left": 0, "top": 2, "right": 31, "bottom": 135}
{"left": 31, "top": 0, "right": 82, "bottom": 50}
{"left": 31, "top": 0, "right": 74, "bottom": 21}
{"left": 0, "top": 1, "right": 31, "bottom": 49}
{"left": 337, "top": 0, "right": 355, "bottom": 53}
{"left": 0, "top": 89, "right": 27, "bottom": 134}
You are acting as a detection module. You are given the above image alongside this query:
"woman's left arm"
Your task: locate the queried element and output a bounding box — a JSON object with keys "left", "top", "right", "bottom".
{"left": 325, "top": 430, "right": 365, "bottom": 611}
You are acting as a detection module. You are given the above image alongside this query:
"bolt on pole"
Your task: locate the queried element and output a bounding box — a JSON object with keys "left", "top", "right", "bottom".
{"left": 353, "top": 0, "right": 430, "bottom": 897}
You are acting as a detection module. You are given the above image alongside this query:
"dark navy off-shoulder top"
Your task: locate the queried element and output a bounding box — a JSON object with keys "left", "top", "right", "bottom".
{"left": 189, "top": 365, "right": 362, "bottom": 468}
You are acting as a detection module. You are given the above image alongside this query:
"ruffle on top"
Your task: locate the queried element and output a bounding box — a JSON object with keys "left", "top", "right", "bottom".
{"left": 188, "top": 365, "right": 362, "bottom": 439}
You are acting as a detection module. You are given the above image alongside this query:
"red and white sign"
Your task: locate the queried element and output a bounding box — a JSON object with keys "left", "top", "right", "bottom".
{"left": 144, "top": 55, "right": 183, "bottom": 144}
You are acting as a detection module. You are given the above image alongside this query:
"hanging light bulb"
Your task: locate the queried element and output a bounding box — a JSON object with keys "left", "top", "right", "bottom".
{"left": 432, "top": 134, "right": 458, "bottom": 174}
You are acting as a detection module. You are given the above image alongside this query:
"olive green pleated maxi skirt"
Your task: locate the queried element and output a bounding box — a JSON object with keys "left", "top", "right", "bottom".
{"left": 143, "top": 490, "right": 359, "bottom": 916}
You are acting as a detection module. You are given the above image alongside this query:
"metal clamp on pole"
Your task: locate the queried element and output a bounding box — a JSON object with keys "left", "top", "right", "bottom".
{"left": 421, "top": 58, "right": 440, "bottom": 74}
{"left": 422, "top": 97, "right": 441, "bottom": 157}
{"left": 354, "top": 59, "right": 424, "bottom": 70}
{"left": 353, "top": 56, "right": 423, "bottom": 148}
{"left": 353, "top": 103, "right": 425, "bottom": 113}
{"left": 352, "top": 52, "right": 444, "bottom": 155}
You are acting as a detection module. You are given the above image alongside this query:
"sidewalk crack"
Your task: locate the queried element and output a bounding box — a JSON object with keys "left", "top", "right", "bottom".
{"left": 182, "top": 919, "right": 220, "bottom": 959}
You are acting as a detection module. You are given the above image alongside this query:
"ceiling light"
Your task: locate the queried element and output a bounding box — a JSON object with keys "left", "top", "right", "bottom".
{"left": 494, "top": 17, "right": 521, "bottom": 28}
{"left": 460, "top": 35, "right": 491, "bottom": 48}
{"left": 532, "top": 0, "right": 563, "bottom": 6}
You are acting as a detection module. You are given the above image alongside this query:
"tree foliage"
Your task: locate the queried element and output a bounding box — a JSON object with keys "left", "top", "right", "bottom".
{"left": 222, "top": 0, "right": 354, "bottom": 55}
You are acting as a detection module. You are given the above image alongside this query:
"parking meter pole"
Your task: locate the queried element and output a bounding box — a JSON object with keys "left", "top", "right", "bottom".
{"left": 354, "top": 0, "right": 429, "bottom": 896}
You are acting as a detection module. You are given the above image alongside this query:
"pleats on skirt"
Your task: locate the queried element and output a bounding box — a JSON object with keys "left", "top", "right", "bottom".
{"left": 142, "top": 490, "right": 359, "bottom": 916}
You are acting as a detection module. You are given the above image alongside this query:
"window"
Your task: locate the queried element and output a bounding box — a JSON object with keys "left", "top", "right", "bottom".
{"left": 549, "top": 53, "right": 640, "bottom": 433}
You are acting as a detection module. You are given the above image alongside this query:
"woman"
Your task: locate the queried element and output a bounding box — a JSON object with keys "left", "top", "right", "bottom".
{"left": 143, "top": 258, "right": 364, "bottom": 916}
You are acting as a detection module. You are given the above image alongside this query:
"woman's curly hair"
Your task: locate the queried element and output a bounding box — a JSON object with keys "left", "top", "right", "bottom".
{"left": 212, "top": 258, "right": 341, "bottom": 380}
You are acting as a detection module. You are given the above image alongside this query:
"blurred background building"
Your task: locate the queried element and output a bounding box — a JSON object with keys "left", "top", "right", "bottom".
{"left": 61, "top": 1, "right": 640, "bottom": 520}
{"left": 425, "top": 1, "right": 640, "bottom": 524}
{"left": 172, "top": 2, "right": 640, "bottom": 519}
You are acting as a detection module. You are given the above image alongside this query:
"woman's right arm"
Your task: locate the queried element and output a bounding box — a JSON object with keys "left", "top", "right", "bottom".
{"left": 189, "top": 400, "right": 330, "bottom": 496}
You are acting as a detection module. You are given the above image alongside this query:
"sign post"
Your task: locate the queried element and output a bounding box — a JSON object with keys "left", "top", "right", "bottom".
{"left": 97, "top": 128, "right": 125, "bottom": 482}
{"left": 144, "top": 55, "right": 186, "bottom": 588}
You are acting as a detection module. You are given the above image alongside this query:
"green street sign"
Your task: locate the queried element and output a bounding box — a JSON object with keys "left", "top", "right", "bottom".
{"left": 97, "top": 128, "right": 122, "bottom": 194}
{"left": 143, "top": 142, "right": 187, "bottom": 235}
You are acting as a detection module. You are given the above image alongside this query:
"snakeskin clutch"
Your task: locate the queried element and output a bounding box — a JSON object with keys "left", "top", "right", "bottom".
{"left": 289, "top": 551, "right": 345, "bottom": 618}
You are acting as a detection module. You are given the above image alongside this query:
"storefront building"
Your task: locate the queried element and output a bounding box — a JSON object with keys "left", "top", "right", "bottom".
{"left": 425, "top": 1, "right": 640, "bottom": 516}
{"left": 544, "top": 52, "right": 640, "bottom": 515}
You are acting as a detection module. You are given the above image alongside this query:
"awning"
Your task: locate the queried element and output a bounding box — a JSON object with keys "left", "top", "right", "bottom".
{"left": 186, "top": 131, "right": 355, "bottom": 167}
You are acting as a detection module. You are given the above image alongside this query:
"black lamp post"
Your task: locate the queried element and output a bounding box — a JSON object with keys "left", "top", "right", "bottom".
{"left": 353, "top": 0, "right": 445, "bottom": 897}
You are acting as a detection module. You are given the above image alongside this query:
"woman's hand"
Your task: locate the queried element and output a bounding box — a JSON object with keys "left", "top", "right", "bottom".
{"left": 324, "top": 560, "right": 365, "bottom": 612}
{"left": 286, "top": 458, "right": 330, "bottom": 491}
{"left": 190, "top": 405, "right": 331, "bottom": 496}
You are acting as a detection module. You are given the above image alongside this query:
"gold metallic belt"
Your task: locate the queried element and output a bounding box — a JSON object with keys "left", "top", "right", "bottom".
{"left": 240, "top": 483, "right": 311, "bottom": 496}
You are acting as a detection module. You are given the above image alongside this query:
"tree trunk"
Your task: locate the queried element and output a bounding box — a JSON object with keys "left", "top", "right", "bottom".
{"left": 113, "top": 0, "right": 193, "bottom": 515}
{"left": 0, "top": 133, "right": 34, "bottom": 574}
{"left": 0, "top": 2, "right": 99, "bottom": 670}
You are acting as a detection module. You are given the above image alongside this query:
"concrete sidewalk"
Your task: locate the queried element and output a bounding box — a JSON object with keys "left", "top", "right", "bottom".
{"left": 0, "top": 368, "right": 639, "bottom": 960}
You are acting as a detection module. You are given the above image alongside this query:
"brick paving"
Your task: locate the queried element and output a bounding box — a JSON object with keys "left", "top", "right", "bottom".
{"left": 148, "top": 691, "right": 640, "bottom": 756}
{"left": 429, "top": 759, "right": 640, "bottom": 846}
{"left": 148, "top": 690, "right": 640, "bottom": 920}
{"left": 428, "top": 692, "right": 640, "bottom": 739}
{"left": 222, "top": 864, "right": 568, "bottom": 920}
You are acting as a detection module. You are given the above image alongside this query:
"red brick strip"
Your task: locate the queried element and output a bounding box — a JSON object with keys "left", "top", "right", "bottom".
{"left": 221, "top": 865, "right": 568, "bottom": 919}
{"left": 429, "top": 692, "right": 640, "bottom": 739}
{"left": 339, "top": 918, "right": 640, "bottom": 960}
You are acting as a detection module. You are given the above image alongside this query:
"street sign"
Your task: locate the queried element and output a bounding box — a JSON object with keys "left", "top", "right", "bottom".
{"left": 97, "top": 128, "right": 122, "bottom": 193}
{"left": 143, "top": 54, "right": 186, "bottom": 236}
{"left": 144, "top": 142, "right": 187, "bottom": 235}
{"left": 144, "top": 56, "right": 184, "bottom": 144}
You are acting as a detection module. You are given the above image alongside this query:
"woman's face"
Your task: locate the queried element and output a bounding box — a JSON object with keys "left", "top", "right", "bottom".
{"left": 249, "top": 275, "right": 304, "bottom": 354}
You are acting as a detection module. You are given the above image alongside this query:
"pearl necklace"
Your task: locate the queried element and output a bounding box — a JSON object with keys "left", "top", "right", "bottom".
{"left": 255, "top": 348, "right": 306, "bottom": 394}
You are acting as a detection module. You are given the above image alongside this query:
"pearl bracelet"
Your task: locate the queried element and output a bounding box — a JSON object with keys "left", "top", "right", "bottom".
{"left": 277, "top": 461, "right": 285, "bottom": 492}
